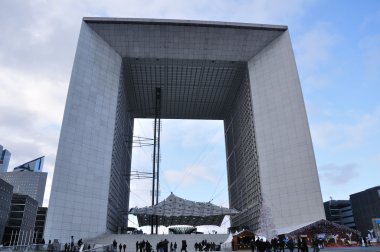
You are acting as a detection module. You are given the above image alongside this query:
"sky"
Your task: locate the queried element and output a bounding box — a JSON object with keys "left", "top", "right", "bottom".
{"left": 0, "top": 0, "right": 379, "bottom": 233}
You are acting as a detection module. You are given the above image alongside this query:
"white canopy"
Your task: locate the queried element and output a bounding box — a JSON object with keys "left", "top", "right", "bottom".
{"left": 130, "top": 192, "right": 239, "bottom": 227}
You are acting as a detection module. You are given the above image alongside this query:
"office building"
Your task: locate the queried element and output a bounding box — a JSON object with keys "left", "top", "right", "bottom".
{"left": 14, "top": 156, "right": 44, "bottom": 172}
{"left": 0, "top": 145, "right": 11, "bottom": 173}
{"left": 45, "top": 18, "right": 325, "bottom": 240}
{"left": 0, "top": 178, "right": 13, "bottom": 244}
{"left": 324, "top": 200, "right": 356, "bottom": 229}
{"left": 34, "top": 207, "right": 48, "bottom": 244}
{"left": 2, "top": 194, "right": 38, "bottom": 246}
{"left": 0, "top": 170, "right": 47, "bottom": 207}
{"left": 350, "top": 186, "right": 380, "bottom": 238}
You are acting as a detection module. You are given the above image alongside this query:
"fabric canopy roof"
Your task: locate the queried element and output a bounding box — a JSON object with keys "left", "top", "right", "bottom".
{"left": 130, "top": 193, "right": 239, "bottom": 227}
{"left": 287, "top": 219, "right": 361, "bottom": 236}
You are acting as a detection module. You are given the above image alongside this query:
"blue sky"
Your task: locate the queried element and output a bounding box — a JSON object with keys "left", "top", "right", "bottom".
{"left": 0, "top": 0, "right": 379, "bottom": 233}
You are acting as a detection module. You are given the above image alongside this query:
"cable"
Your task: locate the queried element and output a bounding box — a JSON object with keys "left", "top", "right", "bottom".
{"left": 135, "top": 119, "right": 154, "bottom": 173}
{"left": 171, "top": 137, "right": 221, "bottom": 192}
{"left": 209, "top": 168, "right": 227, "bottom": 202}
{"left": 211, "top": 182, "right": 229, "bottom": 204}
{"left": 129, "top": 189, "right": 150, "bottom": 206}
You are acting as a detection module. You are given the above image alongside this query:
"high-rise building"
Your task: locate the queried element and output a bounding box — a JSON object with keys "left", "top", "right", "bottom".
{"left": 34, "top": 207, "right": 48, "bottom": 244}
{"left": 350, "top": 186, "right": 380, "bottom": 238}
{"left": 0, "top": 178, "right": 13, "bottom": 245}
{"left": 323, "top": 200, "right": 356, "bottom": 229}
{"left": 14, "top": 156, "right": 44, "bottom": 172}
{"left": 0, "top": 169, "right": 47, "bottom": 207}
{"left": 45, "top": 18, "right": 325, "bottom": 241}
{"left": 2, "top": 194, "right": 38, "bottom": 246}
{"left": 0, "top": 145, "right": 11, "bottom": 173}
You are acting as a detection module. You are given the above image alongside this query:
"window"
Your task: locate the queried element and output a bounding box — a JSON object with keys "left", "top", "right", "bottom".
{"left": 377, "top": 189, "right": 380, "bottom": 199}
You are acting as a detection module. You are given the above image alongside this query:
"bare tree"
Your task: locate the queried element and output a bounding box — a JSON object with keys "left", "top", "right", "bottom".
{"left": 256, "top": 202, "right": 276, "bottom": 239}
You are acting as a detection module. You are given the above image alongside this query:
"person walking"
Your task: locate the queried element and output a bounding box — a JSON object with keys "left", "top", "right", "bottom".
{"left": 297, "top": 238, "right": 301, "bottom": 252}
{"left": 113, "top": 240, "right": 117, "bottom": 252}
{"left": 279, "top": 239, "right": 285, "bottom": 252}
{"left": 287, "top": 238, "right": 295, "bottom": 252}
{"left": 146, "top": 241, "right": 151, "bottom": 252}
{"left": 301, "top": 238, "right": 308, "bottom": 252}
{"left": 123, "top": 244, "right": 126, "bottom": 252}
{"left": 312, "top": 238, "right": 319, "bottom": 252}
{"left": 119, "top": 243, "right": 122, "bottom": 252}
{"left": 271, "top": 238, "right": 278, "bottom": 252}
{"left": 250, "top": 239, "right": 255, "bottom": 252}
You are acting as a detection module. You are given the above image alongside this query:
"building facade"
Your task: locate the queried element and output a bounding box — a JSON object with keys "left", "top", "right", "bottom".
{"left": 324, "top": 200, "right": 356, "bottom": 229}
{"left": 0, "top": 171, "right": 47, "bottom": 207}
{"left": 0, "top": 178, "right": 13, "bottom": 244}
{"left": 0, "top": 145, "right": 11, "bottom": 173}
{"left": 350, "top": 186, "right": 380, "bottom": 238}
{"left": 45, "top": 18, "right": 325, "bottom": 241}
{"left": 373, "top": 218, "right": 380, "bottom": 240}
{"left": 34, "top": 207, "right": 48, "bottom": 244}
{"left": 2, "top": 194, "right": 38, "bottom": 246}
{"left": 13, "top": 157, "right": 45, "bottom": 172}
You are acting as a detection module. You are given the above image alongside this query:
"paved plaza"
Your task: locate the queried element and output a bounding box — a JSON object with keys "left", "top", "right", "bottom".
{"left": 319, "top": 248, "right": 380, "bottom": 252}
{"left": 255, "top": 247, "right": 380, "bottom": 252}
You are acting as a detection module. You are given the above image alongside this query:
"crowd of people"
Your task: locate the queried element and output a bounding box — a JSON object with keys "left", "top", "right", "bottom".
{"left": 63, "top": 237, "right": 87, "bottom": 252}
{"left": 194, "top": 240, "right": 218, "bottom": 251}
{"left": 133, "top": 239, "right": 186, "bottom": 252}
{"left": 250, "top": 237, "right": 324, "bottom": 252}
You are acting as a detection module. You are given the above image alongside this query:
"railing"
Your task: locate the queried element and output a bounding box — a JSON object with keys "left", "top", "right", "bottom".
{"left": 0, "top": 244, "right": 113, "bottom": 252}
{"left": 82, "top": 244, "right": 113, "bottom": 252}
{"left": 0, "top": 244, "right": 48, "bottom": 252}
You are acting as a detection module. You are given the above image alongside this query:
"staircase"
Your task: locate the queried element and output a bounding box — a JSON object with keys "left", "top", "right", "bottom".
{"left": 84, "top": 234, "right": 229, "bottom": 252}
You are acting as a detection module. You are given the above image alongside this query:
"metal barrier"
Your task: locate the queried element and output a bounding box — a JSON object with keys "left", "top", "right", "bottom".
{"left": 0, "top": 244, "right": 48, "bottom": 252}
{"left": 82, "top": 244, "right": 113, "bottom": 252}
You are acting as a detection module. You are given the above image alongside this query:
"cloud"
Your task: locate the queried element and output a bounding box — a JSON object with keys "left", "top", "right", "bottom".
{"left": 376, "top": 153, "right": 380, "bottom": 163}
{"left": 164, "top": 164, "right": 216, "bottom": 187}
{"left": 359, "top": 10, "right": 380, "bottom": 31}
{"left": 310, "top": 107, "right": 380, "bottom": 151}
{"left": 294, "top": 22, "right": 341, "bottom": 91}
{"left": 296, "top": 22, "right": 340, "bottom": 68}
{"left": 318, "top": 163, "right": 358, "bottom": 185}
{"left": 161, "top": 120, "right": 224, "bottom": 148}
{"left": 359, "top": 34, "right": 380, "bottom": 79}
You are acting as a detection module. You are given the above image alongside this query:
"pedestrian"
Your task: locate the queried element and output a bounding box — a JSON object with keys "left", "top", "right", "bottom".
{"left": 139, "top": 240, "right": 145, "bottom": 252}
{"left": 180, "top": 240, "right": 187, "bottom": 252}
{"left": 71, "top": 236, "right": 75, "bottom": 251}
{"left": 250, "top": 239, "right": 255, "bottom": 252}
{"left": 301, "top": 238, "right": 308, "bottom": 252}
{"left": 146, "top": 241, "right": 151, "bottom": 252}
{"left": 279, "top": 239, "right": 285, "bottom": 252}
{"left": 312, "top": 238, "right": 319, "bottom": 252}
{"left": 113, "top": 240, "right": 117, "bottom": 252}
{"left": 287, "top": 238, "right": 295, "bottom": 252}
{"left": 123, "top": 244, "right": 126, "bottom": 252}
{"left": 297, "top": 238, "right": 301, "bottom": 252}
{"left": 119, "top": 243, "right": 122, "bottom": 252}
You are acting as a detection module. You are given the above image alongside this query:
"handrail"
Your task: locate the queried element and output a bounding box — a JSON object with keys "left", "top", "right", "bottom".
{"left": 82, "top": 244, "right": 113, "bottom": 252}
{"left": 0, "top": 244, "right": 48, "bottom": 252}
